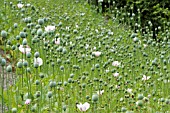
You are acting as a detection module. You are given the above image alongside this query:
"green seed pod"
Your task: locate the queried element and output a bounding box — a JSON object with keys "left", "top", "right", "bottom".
{"left": 138, "top": 94, "right": 144, "bottom": 100}
{"left": 49, "top": 81, "right": 54, "bottom": 88}
{"left": 27, "top": 67, "right": 31, "bottom": 73}
{"left": 39, "top": 73, "right": 44, "bottom": 78}
{"left": 35, "top": 80, "right": 40, "bottom": 85}
{"left": 22, "top": 39, "right": 27, "bottom": 45}
{"left": 11, "top": 108, "right": 17, "bottom": 113}
{"left": 68, "top": 78, "right": 72, "bottom": 83}
{"left": 136, "top": 100, "right": 143, "bottom": 107}
{"left": 1, "top": 30, "right": 7, "bottom": 38}
{"left": 31, "top": 105, "right": 36, "bottom": 112}
{"left": 1, "top": 58, "right": 6, "bottom": 66}
{"left": 34, "top": 63, "right": 39, "bottom": 68}
{"left": 6, "top": 65, "right": 12, "bottom": 72}
{"left": 23, "top": 61, "right": 28, "bottom": 67}
{"left": 34, "top": 52, "right": 39, "bottom": 58}
{"left": 64, "top": 81, "right": 68, "bottom": 86}
{"left": 62, "top": 105, "right": 67, "bottom": 111}
{"left": 92, "top": 94, "right": 98, "bottom": 102}
{"left": 17, "top": 61, "right": 23, "bottom": 68}
{"left": 95, "top": 64, "right": 100, "bottom": 68}
{"left": 35, "top": 91, "right": 41, "bottom": 98}
{"left": 26, "top": 52, "right": 31, "bottom": 58}
{"left": 12, "top": 45, "right": 16, "bottom": 50}
{"left": 38, "top": 19, "right": 44, "bottom": 25}
{"left": 37, "top": 29, "right": 43, "bottom": 36}
{"left": 7, "top": 40, "right": 11, "bottom": 45}
{"left": 70, "top": 73, "right": 74, "bottom": 78}
{"left": 19, "top": 32, "right": 26, "bottom": 38}
{"left": 14, "top": 23, "right": 18, "bottom": 28}
{"left": 47, "top": 92, "right": 52, "bottom": 98}
{"left": 53, "top": 81, "right": 57, "bottom": 87}
{"left": 16, "top": 35, "right": 20, "bottom": 40}
{"left": 121, "top": 107, "right": 127, "bottom": 112}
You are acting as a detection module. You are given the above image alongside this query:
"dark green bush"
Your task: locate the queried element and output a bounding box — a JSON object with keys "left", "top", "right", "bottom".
{"left": 87, "top": 0, "right": 170, "bottom": 41}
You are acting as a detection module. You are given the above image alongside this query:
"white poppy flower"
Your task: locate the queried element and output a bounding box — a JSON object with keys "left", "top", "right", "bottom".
{"left": 55, "top": 38, "right": 60, "bottom": 45}
{"left": 34, "top": 57, "right": 43, "bottom": 66}
{"left": 77, "top": 102, "right": 90, "bottom": 112}
{"left": 85, "top": 44, "right": 89, "bottom": 49}
{"left": 113, "top": 72, "right": 119, "bottom": 77}
{"left": 142, "top": 75, "right": 150, "bottom": 81}
{"left": 19, "top": 45, "right": 31, "bottom": 54}
{"left": 17, "top": 3, "right": 24, "bottom": 8}
{"left": 143, "top": 44, "right": 148, "bottom": 48}
{"left": 127, "top": 88, "right": 133, "bottom": 93}
{"left": 45, "top": 25, "right": 55, "bottom": 32}
{"left": 25, "top": 99, "right": 31, "bottom": 105}
{"left": 92, "top": 51, "right": 101, "bottom": 57}
{"left": 97, "top": 90, "right": 104, "bottom": 95}
{"left": 112, "top": 61, "right": 121, "bottom": 67}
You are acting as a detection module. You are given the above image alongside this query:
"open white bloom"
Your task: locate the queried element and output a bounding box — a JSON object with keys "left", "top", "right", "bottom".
{"left": 55, "top": 38, "right": 60, "bottom": 45}
{"left": 105, "top": 69, "right": 109, "bottom": 73}
{"left": 66, "top": 26, "right": 69, "bottom": 30}
{"left": 76, "top": 24, "right": 79, "bottom": 28}
{"left": 26, "top": 4, "right": 31, "bottom": 7}
{"left": 112, "top": 61, "right": 121, "bottom": 67}
{"left": 17, "top": 3, "right": 24, "bottom": 8}
{"left": 19, "top": 45, "right": 31, "bottom": 54}
{"left": 70, "top": 41, "right": 73, "bottom": 45}
{"left": 97, "top": 90, "right": 104, "bottom": 95}
{"left": 115, "top": 85, "right": 120, "bottom": 89}
{"left": 95, "top": 29, "right": 99, "bottom": 33}
{"left": 92, "top": 51, "right": 101, "bottom": 57}
{"left": 143, "top": 44, "right": 148, "bottom": 48}
{"left": 85, "top": 44, "right": 89, "bottom": 49}
{"left": 163, "top": 79, "right": 170, "bottom": 83}
{"left": 142, "top": 75, "right": 150, "bottom": 81}
{"left": 34, "top": 57, "right": 43, "bottom": 66}
{"left": 77, "top": 102, "right": 90, "bottom": 112}
{"left": 45, "top": 25, "right": 55, "bottom": 32}
{"left": 25, "top": 99, "right": 31, "bottom": 105}
{"left": 127, "top": 88, "right": 133, "bottom": 93}
{"left": 113, "top": 72, "right": 119, "bottom": 77}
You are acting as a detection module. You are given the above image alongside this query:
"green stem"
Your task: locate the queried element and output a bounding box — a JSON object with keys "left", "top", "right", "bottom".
{"left": 26, "top": 69, "right": 30, "bottom": 97}
{"left": 2, "top": 66, "right": 4, "bottom": 113}
{"left": 22, "top": 54, "right": 24, "bottom": 87}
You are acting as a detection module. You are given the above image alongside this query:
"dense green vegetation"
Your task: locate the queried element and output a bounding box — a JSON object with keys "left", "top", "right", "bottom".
{"left": 0, "top": 0, "right": 170, "bottom": 113}
{"left": 88, "top": 0, "right": 170, "bottom": 41}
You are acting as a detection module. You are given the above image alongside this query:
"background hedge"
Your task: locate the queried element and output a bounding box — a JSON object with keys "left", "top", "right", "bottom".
{"left": 87, "top": 0, "right": 170, "bottom": 41}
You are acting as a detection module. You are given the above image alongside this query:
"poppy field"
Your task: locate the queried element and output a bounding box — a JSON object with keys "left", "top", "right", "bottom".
{"left": 0, "top": 0, "right": 170, "bottom": 113}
